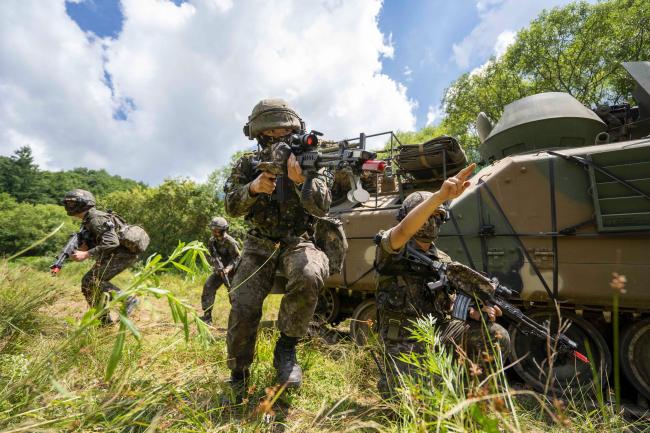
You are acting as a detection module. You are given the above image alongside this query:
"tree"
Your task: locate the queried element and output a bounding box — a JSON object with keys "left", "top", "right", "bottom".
{"left": 102, "top": 178, "right": 245, "bottom": 257}
{"left": 442, "top": 0, "right": 650, "bottom": 152}
{"left": 0, "top": 147, "right": 46, "bottom": 203}
{"left": 0, "top": 193, "right": 78, "bottom": 257}
{"left": 0, "top": 146, "right": 145, "bottom": 204}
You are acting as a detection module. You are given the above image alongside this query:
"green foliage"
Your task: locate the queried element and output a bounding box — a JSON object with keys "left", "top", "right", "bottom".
{"left": 442, "top": 0, "right": 650, "bottom": 152}
{"left": 0, "top": 146, "right": 145, "bottom": 205}
{"left": 101, "top": 179, "right": 244, "bottom": 257}
{"left": 390, "top": 124, "right": 450, "bottom": 147}
{"left": 1, "top": 259, "right": 647, "bottom": 432}
{"left": 0, "top": 193, "right": 78, "bottom": 257}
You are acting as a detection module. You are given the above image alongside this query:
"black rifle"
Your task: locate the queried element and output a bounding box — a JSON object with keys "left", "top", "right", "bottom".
{"left": 212, "top": 254, "right": 231, "bottom": 288}
{"left": 50, "top": 228, "right": 89, "bottom": 275}
{"left": 253, "top": 130, "right": 386, "bottom": 202}
{"left": 403, "top": 243, "right": 589, "bottom": 364}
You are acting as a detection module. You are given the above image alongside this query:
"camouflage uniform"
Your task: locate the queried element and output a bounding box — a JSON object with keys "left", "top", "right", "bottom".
{"left": 201, "top": 233, "right": 240, "bottom": 318}
{"left": 80, "top": 208, "right": 138, "bottom": 308}
{"left": 375, "top": 227, "right": 510, "bottom": 388}
{"left": 224, "top": 147, "right": 331, "bottom": 372}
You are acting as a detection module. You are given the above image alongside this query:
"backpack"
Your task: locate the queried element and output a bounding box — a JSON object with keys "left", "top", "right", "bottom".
{"left": 109, "top": 211, "right": 150, "bottom": 254}
{"left": 313, "top": 217, "right": 348, "bottom": 275}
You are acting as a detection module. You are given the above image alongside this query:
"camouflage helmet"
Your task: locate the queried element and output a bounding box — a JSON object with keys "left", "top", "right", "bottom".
{"left": 397, "top": 191, "right": 449, "bottom": 220}
{"left": 397, "top": 191, "right": 448, "bottom": 243}
{"left": 62, "top": 189, "right": 96, "bottom": 215}
{"left": 243, "top": 98, "right": 304, "bottom": 139}
{"left": 208, "top": 216, "right": 229, "bottom": 231}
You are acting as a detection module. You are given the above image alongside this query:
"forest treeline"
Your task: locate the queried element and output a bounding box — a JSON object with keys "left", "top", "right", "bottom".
{"left": 0, "top": 147, "right": 245, "bottom": 258}
{"left": 1, "top": 0, "right": 648, "bottom": 258}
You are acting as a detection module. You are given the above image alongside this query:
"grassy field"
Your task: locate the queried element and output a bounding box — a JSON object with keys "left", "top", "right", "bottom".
{"left": 0, "top": 254, "right": 646, "bottom": 433}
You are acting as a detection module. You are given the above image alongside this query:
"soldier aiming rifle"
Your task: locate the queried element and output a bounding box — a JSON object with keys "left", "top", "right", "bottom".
{"left": 223, "top": 98, "right": 342, "bottom": 400}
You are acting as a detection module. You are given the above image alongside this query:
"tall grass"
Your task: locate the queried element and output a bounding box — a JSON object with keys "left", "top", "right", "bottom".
{"left": 0, "top": 255, "right": 647, "bottom": 432}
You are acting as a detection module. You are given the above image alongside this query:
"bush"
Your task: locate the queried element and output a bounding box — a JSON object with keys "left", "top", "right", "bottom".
{"left": 0, "top": 193, "right": 78, "bottom": 257}
{"left": 102, "top": 179, "right": 245, "bottom": 257}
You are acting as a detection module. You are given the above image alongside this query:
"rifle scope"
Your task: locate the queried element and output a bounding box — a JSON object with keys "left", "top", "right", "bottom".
{"left": 290, "top": 130, "right": 323, "bottom": 147}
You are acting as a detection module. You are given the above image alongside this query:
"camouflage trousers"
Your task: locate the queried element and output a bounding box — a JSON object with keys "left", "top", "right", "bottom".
{"left": 201, "top": 270, "right": 234, "bottom": 318}
{"left": 226, "top": 234, "right": 329, "bottom": 372}
{"left": 377, "top": 310, "right": 511, "bottom": 393}
{"left": 81, "top": 249, "right": 138, "bottom": 308}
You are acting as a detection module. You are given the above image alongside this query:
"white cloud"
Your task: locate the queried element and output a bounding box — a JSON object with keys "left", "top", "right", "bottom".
{"left": 452, "top": 0, "right": 581, "bottom": 69}
{"left": 468, "top": 29, "right": 516, "bottom": 77}
{"left": 425, "top": 105, "right": 442, "bottom": 126}
{"left": 494, "top": 30, "right": 516, "bottom": 57}
{"left": 0, "top": 0, "right": 415, "bottom": 184}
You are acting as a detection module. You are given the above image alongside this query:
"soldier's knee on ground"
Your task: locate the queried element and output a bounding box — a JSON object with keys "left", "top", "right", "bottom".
{"left": 488, "top": 322, "right": 510, "bottom": 357}
{"left": 463, "top": 321, "right": 510, "bottom": 362}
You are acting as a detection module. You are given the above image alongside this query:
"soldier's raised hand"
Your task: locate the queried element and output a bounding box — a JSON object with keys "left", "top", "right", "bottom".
{"left": 439, "top": 163, "right": 476, "bottom": 202}
{"left": 249, "top": 171, "right": 277, "bottom": 195}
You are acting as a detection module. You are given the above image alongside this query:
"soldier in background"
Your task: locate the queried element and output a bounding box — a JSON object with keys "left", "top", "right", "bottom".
{"left": 224, "top": 98, "right": 331, "bottom": 394}
{"left": 200, "top": 217, "right": 240, "bottom": 324}
{"left": 61, "top": 189, "right": 139, "bottom": 324}
{"left": 374, "top": 164, "right": 510, "bottom": 394}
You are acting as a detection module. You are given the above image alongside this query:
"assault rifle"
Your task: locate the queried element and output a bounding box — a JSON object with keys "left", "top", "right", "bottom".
{"left": 212, "top": 254, "right": 231, "bottom": 288}
{"left": 254, "top": 130, "right": 386, "bottom": 203}
{"left": 403, "top": 243, "right": 589, "bottom": 364}
{"left": 50, "top": 228, "right": 89, "bottom": 275}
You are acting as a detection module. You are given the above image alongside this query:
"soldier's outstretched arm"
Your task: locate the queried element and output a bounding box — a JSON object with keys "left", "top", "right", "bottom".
{"left": 389, "top": 163, "right": 475, "bottom": 251}
{"left": 224, "top": 156, "right": 260, "bottom": 217}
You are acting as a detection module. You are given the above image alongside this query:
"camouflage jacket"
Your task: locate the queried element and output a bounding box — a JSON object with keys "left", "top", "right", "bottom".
{"left": 224, "top": 147, "right": 332, "bottom": 241}
{"left": 81, "top": 208, "right": 122, "bottom": 258}
{"left": 207, "top": 233, "right": 240, "bottom": 271}
{"left": 375, "top": 228, "right": 454, "bottom": 320}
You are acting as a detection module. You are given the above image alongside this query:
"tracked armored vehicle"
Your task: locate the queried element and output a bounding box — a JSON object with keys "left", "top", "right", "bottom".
{"left": 318, "top": 61, "right": 650, "bottom": 398}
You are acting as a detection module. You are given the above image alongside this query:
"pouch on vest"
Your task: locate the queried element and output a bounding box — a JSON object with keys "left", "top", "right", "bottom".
{"left": 313, "top": 217, "right": 347, "bottom": 275}
{"left": 109, "top": 211, "right": 150, "bottom": 254}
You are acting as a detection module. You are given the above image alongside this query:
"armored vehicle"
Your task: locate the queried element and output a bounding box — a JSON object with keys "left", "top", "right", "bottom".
{"left": 318, "top": 61, "right": 650, "bottom": 398}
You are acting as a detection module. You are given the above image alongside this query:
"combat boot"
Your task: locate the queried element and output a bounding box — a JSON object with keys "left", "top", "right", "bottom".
{"left": 98, "top": 312, "right": 114, "bottom": 326}
{"left": 273, "top": 333, "right": 302, "bottom": 388}
{"left": 221, "top": 369, "right": 249, "bottom": 405}
{"left": 125, "top": 296, "right": 139, "bottom": 317}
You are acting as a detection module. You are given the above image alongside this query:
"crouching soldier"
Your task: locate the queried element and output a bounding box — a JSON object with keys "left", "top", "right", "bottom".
{"left": 374, "top": 164, "right": 510, "bottom": 394}
{"left": 61, "top": 189, "right": 143, "bottom": 324}
{"left": 200, "top": 217, "right": 240, "bottom": 324}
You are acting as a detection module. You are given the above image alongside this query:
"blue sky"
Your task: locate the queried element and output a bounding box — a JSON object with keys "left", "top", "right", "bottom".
{"left": 64, "top": 0, "right": 482, "bottom": 128}
{"left": 379, "top": 1, "right": 481, "bottom": 126}
{"left": 1, "top": 0, "right": 581, "bottom": 183}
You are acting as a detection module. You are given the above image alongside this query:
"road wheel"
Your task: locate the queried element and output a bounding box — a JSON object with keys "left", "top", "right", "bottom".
{"left": 621, "top": 318, "right": 650, "bottom": 400}
{"left": 314, "top": 287, "right": 341, "bottom": 325}
{"left": 508, "top": 310, "right": 611, "bottom": 393}
{"left": 350, "top": 298, "right": 377, "bottom": 346}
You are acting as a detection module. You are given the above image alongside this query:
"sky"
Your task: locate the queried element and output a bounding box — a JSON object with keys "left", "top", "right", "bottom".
{"left": 0, "top": 0, "right": 581, "bottom": 184}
